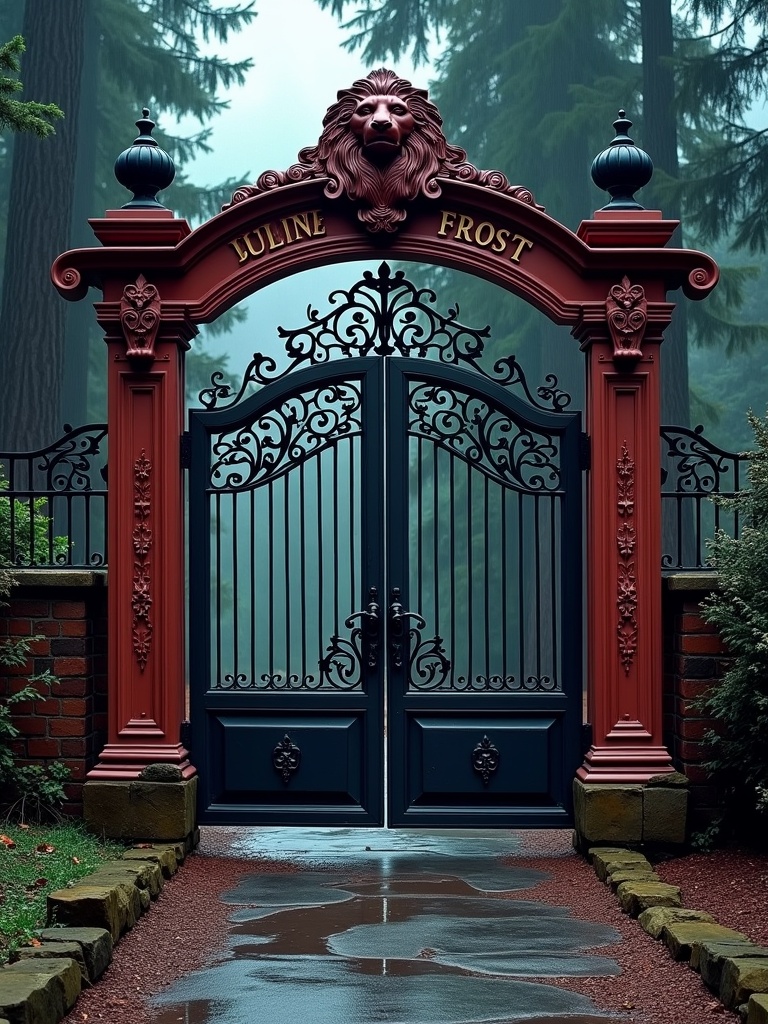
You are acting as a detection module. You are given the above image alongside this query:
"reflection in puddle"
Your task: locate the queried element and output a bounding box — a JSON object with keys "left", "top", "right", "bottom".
{"left": 149, "top": 830, "right": 625, "bottom": 1024}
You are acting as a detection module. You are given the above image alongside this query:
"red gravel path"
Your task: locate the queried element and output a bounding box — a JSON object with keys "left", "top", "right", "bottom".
{"left": 61, "top": 830, "right": 765, "bottom": 1024}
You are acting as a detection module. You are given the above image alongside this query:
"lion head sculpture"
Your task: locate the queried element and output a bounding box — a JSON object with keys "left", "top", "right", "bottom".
{"left": 225, "top": 69, "right": 540, "bottom": 228}
{"left": 297, "top": 68, "right": 468, "bottom": 234}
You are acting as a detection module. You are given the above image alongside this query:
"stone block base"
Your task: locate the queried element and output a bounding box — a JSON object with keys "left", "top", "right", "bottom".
{"left": 574, "top": 775, "right": 688, "bottom": 850}
{"left": 83, "top": 778, "right": 197, "bottom": 843}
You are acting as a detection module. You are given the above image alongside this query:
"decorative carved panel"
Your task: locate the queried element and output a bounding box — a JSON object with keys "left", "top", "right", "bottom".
{"left": 606, "top": 276, "right": 647, "bottom": 364}
{"left": 120, "top": 274, "right": 161, "bottom": 366}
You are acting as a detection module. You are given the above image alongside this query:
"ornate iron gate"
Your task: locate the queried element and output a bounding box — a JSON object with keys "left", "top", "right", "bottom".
{"left": 189, "top": 266, "right": 584, "bottom": 826}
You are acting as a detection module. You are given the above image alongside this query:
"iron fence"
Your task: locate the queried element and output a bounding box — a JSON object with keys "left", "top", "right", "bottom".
{"left": 0, "top": 424, "right": 108, "bottom": 568}
{"left": 660, "top": 424, "right": 748, "bottom": 571}
{"left": 0, "top": 420, "right": 749, "bottom": 572}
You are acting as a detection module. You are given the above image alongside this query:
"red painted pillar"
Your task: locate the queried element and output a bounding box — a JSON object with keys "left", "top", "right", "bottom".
{"left": 86, "top": 210, "right": 197, "bottom": 780}
{"left": 574, "top": 210, "right": 677, "bottom": 782}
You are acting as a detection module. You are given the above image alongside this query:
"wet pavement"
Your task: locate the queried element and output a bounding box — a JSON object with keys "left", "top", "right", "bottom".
{"left": 149, "top": 829, "right": 626, "bottom": 1024}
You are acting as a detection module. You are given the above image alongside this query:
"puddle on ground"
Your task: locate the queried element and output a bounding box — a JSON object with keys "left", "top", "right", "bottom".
{"left": 149, "top": 828, "right": 625, "bottom": 1024}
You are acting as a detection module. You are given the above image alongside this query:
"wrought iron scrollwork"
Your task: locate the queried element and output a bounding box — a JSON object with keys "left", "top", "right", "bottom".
{"left": 660, "top": 424, "right": 741, "bottom": 495}
{"left": 388, "top": 587, "right": 451, "bottom": 689}
{"left": 272, "top": 733, "right": 301, "bottom": 784}
{"left": 409, "top": 384, "right": 561, "bottom": 492}
{"left": 472, "top": 735, "right": 500, "bottom": 785}
{"left": 208, "top": 383, "right": 362, "bottom": 491}
{"left": 198, "top": 264, "right": 571, "bottom": 413}
{"left": 318, "top": 588, "right": 381, "bottom": 689}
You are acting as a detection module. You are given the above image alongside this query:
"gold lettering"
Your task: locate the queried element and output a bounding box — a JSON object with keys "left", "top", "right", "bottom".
{"left": 437, "top": 210, "right": 457, "bottom": 237}
{"left": 474, "top": 221, "right": 495, "bottom": 247}
{"left": 291, "top": 211, "right": 314, "bottom": 240}
{"left": 491, "top": 228, "right": 510, "bottom": 254}
{"left": 509, "top": 233, "right": 533, "bottom": 263}
{"left": 245, "top": 227, "right": 266, "bottom": 258}
{"left": 311, "top": 209, "right": 326, "bottom": 236}
{"left": 229, "top": 236, "right": 249, "bottom": 264}
{"left": 281, "top": 218, "right": 295, "bottom": 243}
{"left": 455, "top": 214, "right": 474, "bottom": 243}
{"left": 263, "top": 222, "right": 285, "bottom": 250}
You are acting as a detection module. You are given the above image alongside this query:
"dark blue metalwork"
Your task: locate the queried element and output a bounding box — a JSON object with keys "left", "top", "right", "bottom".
{"left": 660, "top": 423, "right": 747, "bottom": 570}
{"left": 114, "top": 108, "right": 175, "bottom": 209}
{"left": 188, "top": 267, "right": 584, "bottom": 827}
{"left": 0, "top": 423, "right": 108, "bottom": 567}
{"left": 591, "top": 110, "right": 653, "bottom": 211}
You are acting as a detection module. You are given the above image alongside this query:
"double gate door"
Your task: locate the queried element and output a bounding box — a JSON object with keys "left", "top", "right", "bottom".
{"left": 189, "top": 270, "right": 584, "bottom": 826}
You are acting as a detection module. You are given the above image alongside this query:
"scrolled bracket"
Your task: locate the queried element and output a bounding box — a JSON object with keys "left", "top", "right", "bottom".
{"left": 120, "top": 274, "right": 161, "bottom": 368}
{"left": 606, "top": 276, "right": 647, "bottom": 367}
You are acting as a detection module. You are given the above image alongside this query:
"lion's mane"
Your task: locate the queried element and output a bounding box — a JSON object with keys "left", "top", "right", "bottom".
{"left": 297, "top": 68, "right": 468, "bottom": 233}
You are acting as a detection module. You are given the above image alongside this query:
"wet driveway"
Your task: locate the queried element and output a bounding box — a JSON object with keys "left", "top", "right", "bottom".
{"left": 149, "top": 829, "right": 626, "bottom": 1024}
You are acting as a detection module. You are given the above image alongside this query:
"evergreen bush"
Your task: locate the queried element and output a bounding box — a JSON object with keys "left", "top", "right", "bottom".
{"left": 701, "top": 409, "right": 768, "bottom": 822}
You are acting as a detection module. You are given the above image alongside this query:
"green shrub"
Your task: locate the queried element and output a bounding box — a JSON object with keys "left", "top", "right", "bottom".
{"left": 0, "top": 470, "right": 69, "bottom": 565}
{"left": 701, "top": 409, "right": 768, "bottom": 826}
{"left": 0, "top": 564, "right": 69, "bottom": 821}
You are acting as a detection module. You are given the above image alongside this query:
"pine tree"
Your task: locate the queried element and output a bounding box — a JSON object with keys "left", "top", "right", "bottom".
{"left": 0, "top": 35, "right": 63, "bottom": 137}
{"left": 0, "top": 0, "right": 255, "bottom": 451}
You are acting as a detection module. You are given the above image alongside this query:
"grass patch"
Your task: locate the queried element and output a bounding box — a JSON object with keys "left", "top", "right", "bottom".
{"left": 0, "top": 822, "right": 125, "bottom": 964}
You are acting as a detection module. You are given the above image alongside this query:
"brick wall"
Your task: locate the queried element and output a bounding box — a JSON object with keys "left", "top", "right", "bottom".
{"left": 0, "top": 571, "right": 107, "bottom": 816}
{"left": 662, "top": 573, "right": 727, "bottom": 830}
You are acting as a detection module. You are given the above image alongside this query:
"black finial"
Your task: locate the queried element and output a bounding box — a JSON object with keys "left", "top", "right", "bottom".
{"left": 590, "top": 109, "right": 653, "bottom": 211}
{"left": 114, "top": 107, "right": 175, "bottom": 210}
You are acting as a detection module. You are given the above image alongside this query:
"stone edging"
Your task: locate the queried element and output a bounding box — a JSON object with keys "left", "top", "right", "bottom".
{"left": 587, "top": 845, "right": 768, "bottom": 1023}
{"left": 0, "top": 830, "right": 198, "bottom": 1024}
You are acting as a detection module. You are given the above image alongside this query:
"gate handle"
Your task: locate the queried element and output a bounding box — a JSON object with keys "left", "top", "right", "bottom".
{"left": 345, "top": 586, "right": 380, "bottom": 671}
{"left": 388, "top": 587, "right": 425, "bottom": 669}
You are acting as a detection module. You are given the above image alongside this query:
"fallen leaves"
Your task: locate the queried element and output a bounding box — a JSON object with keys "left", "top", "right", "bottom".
{"left": 0, "top": 834, "right": 16, "bottom": 849}
{"left": 35, "top": 843, "right": 56, "bottom": 854}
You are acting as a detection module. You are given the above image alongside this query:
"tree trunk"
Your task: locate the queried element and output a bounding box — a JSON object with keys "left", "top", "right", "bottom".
{"left": 641, "top": 0, "right": 690, "bottom": 427}
{"left": 0, "top": 0, "right": 86, "bottom": 451}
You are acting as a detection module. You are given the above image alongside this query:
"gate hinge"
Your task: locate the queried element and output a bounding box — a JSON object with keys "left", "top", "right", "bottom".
{"left": 180, "top": 431, "right": 191, "bottom": 470}
{"left": 578, "top": 431, "right": 591, "bottom": 471}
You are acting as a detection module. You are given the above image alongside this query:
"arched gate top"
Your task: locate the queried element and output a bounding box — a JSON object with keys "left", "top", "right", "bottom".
{"left": 52, "top": 68, "right": 718, "bottom": 350}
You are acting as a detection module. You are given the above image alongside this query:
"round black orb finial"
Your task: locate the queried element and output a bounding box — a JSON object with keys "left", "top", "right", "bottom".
{"left": 114, "top": 107, "right": 175, "bottom": 210}
{"left": 590, "top": 109, "right": 653, "bottom": 211}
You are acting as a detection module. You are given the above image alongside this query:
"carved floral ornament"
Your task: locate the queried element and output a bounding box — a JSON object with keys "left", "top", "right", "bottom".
{"left": 606, "top": 276, "right": 648, "bottom": 365}
{"left": 132, "top": 450, "right": 153, "bottom": 671}
{"left": 224, "top": 68, "right": 540, "bottom": 233}
{"left": 120, "top": 274, "right": 161, "bottom": 366}
{"left": 616, "top": 443, "right": 638, "bottom": 674}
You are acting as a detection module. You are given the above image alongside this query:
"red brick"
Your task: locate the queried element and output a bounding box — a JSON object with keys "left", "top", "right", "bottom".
{"left": 682, "top": 764, "right": 713, "bottom": 784}
{"left": 60, "top": 760, "right": 87, "bottom": 780}
{"left": 53, "top": 601, "right": 86, "bottom": 619}
{"left": 8, "top": 619, "right": 32, "bottom": 636}
{"left": 4, "top": 659, "right": 33, "bottom": 676}
{"left": 8, "top": 740, "right": 26, "bottom": 756}
{"left": 678, "top": 679, "right": 715, "bottom": 700}
{"left": 53, "top": 657, "right": 88, "bottom": 676}
{"left": 7, "top": 699, "right": 34, "bottom": 714}
{"left": 34, "top": 699, "right": 60, "bottom": 716}
{"left": 679, "top": 718, "right": 712, "bottom": 741}
{"left": 60, "top": 620, "right": 87, "bottom": 637}
{"left": 678, "top": 633, "right": 726, "bottom": 655}
{"left": 13, "top": 716, "right": 46, "bottom": 736}
{"left": 25, "top": 638, "right": 50, "bottom": 656}
{"left": 9, "top": 678, "right": 47, "bottom": 696}
{"left": 60, "top": 698, "right": 87, "bottom": 717}
{"left": 49, "top": 718, "right": 86, "bottom": 737}
{"left": 52, "top": 679, "right": 87, "bottom": 697}
{"left": 33, "top": 619, "right": 61, "bottom": 636}
{"left": 27, "top": 738, "right": 61, "bottom": 758}
{"left": 9, "top": 599, "right": 49, "bottom": 617}
{"left": 678, "top": 739, "right": 706, "bottom": 761}
{"left": 682, "top": 599, "right": 708, "bottom": 614}
{"left": 677, "top": 613, "right": 713, "bottom": 634}
{"left": 60, "top": 738, "right": 87, "bottom": 757}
